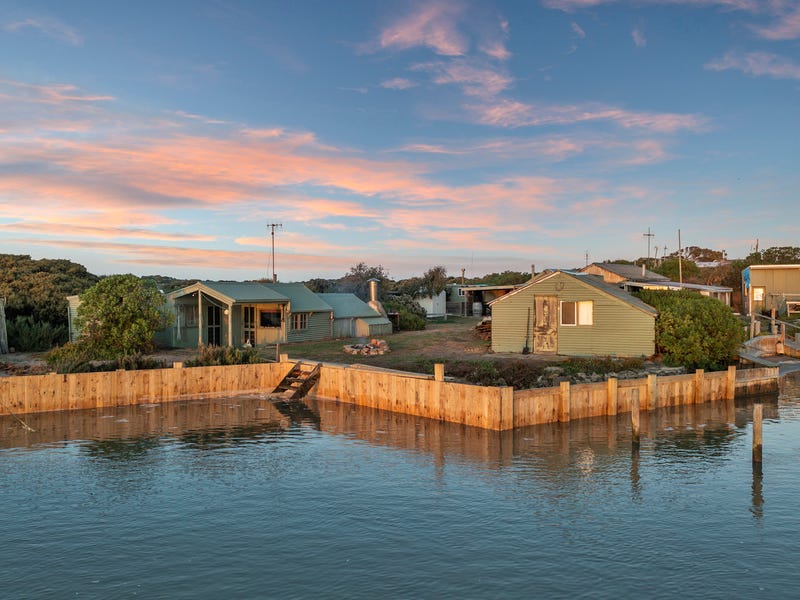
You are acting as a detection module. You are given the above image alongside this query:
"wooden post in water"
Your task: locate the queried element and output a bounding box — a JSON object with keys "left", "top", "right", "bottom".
{"left": 752, "top": 403, "right": 763, "bottom": 463}
{"left": 631, "top": 388, "right": 641, "bottom": 447}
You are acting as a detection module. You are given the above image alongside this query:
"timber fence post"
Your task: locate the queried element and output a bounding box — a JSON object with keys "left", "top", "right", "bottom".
{"left": 726, "top": 365, "right": 736, "bottom": 401}
{"left": 631, "top": 388, "right": 641, "bottom": 447}
{"left": 559, "top": 380, "right": 571, "bottom": 422}
{"left": 606, "top": 377, "right": 618, "bottom": 416}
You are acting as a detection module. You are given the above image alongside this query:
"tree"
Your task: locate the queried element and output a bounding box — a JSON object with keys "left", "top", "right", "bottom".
{"left": 469, "top": 270, "right": 531, "bottom": 286}
{"left": 338, "top": 263, "right": 391, "bottom": 301}
{"left": 652, "top": 257, "right": 701, "bottom": 281}
{"left": 0, "top": 254, "right": 98, "bottom": 327}
{"left": 421, "top": 266, "right": 448, "bottom": 297}
{"left": 73, "top": 274, "right": 169, "bottom": 359}
{"left": 635, "top": 289, "right": 744, "bottom": 371}
{"left": 746, "top": 246, "right": 800, "bottom": 265}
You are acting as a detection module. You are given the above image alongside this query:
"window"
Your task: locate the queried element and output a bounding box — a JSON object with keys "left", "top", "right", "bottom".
{"left": 291, "top": 313, "right": 309, "bottom": 330}
{"left": 458, "top": 287, "right": 465, "bottom": 297}
{"left": 182, "top": 304, "right": 199, "bottom": 327}
{"left": 260, "top": 310, "right": 281, "bottom": 327}
{"left": 753, "top": 287, "right": 765, "bottom": 302}
{"left": 560, "top": 300, "right": 593, "bottom": 326}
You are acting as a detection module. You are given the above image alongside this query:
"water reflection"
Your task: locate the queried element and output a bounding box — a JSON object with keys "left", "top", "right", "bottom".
{"left": 1, "top": 391, "right": 783, "bottom": 478}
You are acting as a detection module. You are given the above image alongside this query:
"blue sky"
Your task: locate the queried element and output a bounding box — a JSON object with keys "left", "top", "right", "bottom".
{"left": 0, "top": 0, "right": 797, "bottom": 281}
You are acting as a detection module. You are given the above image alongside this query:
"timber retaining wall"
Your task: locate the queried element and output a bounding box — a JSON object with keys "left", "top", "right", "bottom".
{"left": 0, "top": 361, "right": 780, "bottom": 431}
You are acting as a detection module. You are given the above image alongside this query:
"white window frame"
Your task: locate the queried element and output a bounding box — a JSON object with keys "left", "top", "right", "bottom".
{"left": 560, "top": 300, "right": 593, "bottom": 326}
{"left": 291, "top": 312, "right": 309, "bottom": 331}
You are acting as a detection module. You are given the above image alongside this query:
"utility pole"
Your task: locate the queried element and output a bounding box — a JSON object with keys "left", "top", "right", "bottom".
{"left": 585, "top": 250, "right": 589, "bottom": 266}
{"left": 678, "top": 228, "right": 683, "bottom": 288}
{"left": 643, "top": 227, "right": 655, "bottom": 269}
{"left": 268, "top": 223, "right": 282, "bottom": 283}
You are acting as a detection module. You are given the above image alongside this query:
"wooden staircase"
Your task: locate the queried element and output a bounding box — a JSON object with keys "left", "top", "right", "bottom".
{"left": 271, "top": 362, "right": 322, "bottom": 400}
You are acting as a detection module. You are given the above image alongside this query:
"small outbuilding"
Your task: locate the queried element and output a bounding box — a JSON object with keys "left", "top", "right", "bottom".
{"left": 489, "top": 270, "right": 657, "bottom": 357}
{"left": 317, "top": 293, "right": 393, "bottom": 338}
{"left": 579, "top": 262, "right": 669, "bottom": 284}
{"left": 742, "top": 264, "right": 800, "bottom": 316}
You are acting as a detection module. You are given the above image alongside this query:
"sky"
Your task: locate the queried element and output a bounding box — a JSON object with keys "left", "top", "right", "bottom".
{"left": 0, "top": 0, "right": 798, "bottom": 282}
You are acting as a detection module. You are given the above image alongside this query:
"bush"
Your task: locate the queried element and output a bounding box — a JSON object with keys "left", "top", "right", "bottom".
{"left": 6, "top": 316, "right": 67, "bottom": 351}
{"left": 185, "top": 345, "right": 265, "bottom": 367}
{"left": 47, "top": 344, "right": 168, "bottom": 373}
{"left": 635, "top": 290, "right": 744, "bottom": 371}
{"left": 383, "top": 295, "right": 427, "bottom": 331}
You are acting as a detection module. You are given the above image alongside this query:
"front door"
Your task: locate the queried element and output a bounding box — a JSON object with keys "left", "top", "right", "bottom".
{"left": 242, "top": 306, "right": 256, "bottom": 346}
{"left": 207, "top": 305, "right": 221, "bottom": 346}
{"left": 533, "top": 296, "right": 557, "bottom": 354}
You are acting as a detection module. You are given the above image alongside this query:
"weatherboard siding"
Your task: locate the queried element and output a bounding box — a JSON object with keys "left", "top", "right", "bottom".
{"left": 491, "top": 272, "right": 655, "bottom": 357}
{"left": 286, "top": 312, "right": 332, "bottom": 343}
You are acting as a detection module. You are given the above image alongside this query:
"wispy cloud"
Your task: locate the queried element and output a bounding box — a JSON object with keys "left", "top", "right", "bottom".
{"left": 381, "top": 77, "right": 417, "bottom": 90}
{"left": 368, "top": 0, "right": 510, "bottom": 61}
{"left": 377, "top": 0, "right": 468, "bottom": 56}
{"left": 632, "top": 25, "right": 647, "bottom": 47}
{"left": 466, "top": 98, "right": 707, "bottom": 132}
{"left": 571, "top": 21, "right": 586, "bottom": 39}
{"left": 4, "top": 16, "right": 83, "bottom": 45}
{"left": 705, "top": 51, "right": 800, "bottom": 80}
{"left": 751, "top": 3, "right": 800, "bottom": 40}
{"left": 412, "top": 58, "right": 513, "bottom": 98}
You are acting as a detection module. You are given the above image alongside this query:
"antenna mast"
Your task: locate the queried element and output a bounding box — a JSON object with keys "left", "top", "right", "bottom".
{"left": 268, "top": 223, "right": 283, "bottom": 283}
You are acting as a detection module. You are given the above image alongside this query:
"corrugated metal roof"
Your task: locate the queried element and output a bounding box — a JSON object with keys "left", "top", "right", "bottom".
{"left": 318, "top": 293, "right": 384, "bottom": 319}
{"left": 198, "top": 281, "right": 289, "bottom": 303}
{"left": 490, "top": 270, "right": 658, "bottom": 315}
{"left": 260, "top": 282, "right": 333, "bottom": 312}
{"left": 583, "top": 262, "right": 669, "bottom": 282}
{"left": 568, "top": 272, "right": 658, "bottom": 314}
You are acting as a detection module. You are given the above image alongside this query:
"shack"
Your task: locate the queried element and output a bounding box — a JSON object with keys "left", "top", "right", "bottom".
{"left": 489, "top": 270, "right": 656, "bottom": 357}
{"left": 742, "top": 264, "right": 800, "bottom": 316}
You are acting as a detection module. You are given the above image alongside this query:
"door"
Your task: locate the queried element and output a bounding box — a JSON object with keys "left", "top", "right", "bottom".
{"left": 533, "top": 296, "right": 557, "bottom": 354}
{"left": 207, "top": 305, "right": 221, "bottom": 346}
{"left": 242, "top": 306, "right": 256, "bottom": 346}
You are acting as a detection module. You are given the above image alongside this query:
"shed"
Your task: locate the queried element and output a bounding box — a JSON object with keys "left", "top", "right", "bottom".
{"left": 742, "top": 264, "right": 800, "bottom": 316}
{"left": 317, "top": 293, "right": 393, "bottom": 338}
{"left": 489, "top": 270, "right": 657, "bottom": 357}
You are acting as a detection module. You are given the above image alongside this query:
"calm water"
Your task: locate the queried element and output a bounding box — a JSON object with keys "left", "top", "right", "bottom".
{"left": 2, "top": 374, "right": 799, "bottom": 599}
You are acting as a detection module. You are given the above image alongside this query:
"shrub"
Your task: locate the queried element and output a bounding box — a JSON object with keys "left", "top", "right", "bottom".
{"left": 6, "top": 316, "right": 68, "bottom": 351}
{"left": 47, "top": 344, "right": 168, "bottom": 373}
{"left": 635, "top": 290, "right": 744, "bottom": 371}
{"left": 185, "top": 345, "right": 265, "bottom": 367}
{"left": 383, "top": 295, "right": 427, "bottom": 331}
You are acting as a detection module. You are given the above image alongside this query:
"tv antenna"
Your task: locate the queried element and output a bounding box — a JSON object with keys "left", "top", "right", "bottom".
{"left": 268, "top": 223, "right": 282, "bottom": 283}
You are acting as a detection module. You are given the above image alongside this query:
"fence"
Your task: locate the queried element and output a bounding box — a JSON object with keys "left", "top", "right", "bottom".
{"left": 0, "top": 361, "right": 780, "bottom": 431}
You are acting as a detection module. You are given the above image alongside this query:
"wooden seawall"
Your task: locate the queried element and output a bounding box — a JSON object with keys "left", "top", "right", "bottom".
{"left": 0, "top": 361, "right": 779, "bottom": 431}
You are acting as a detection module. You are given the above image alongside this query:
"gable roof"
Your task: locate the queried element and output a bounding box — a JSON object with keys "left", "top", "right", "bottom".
{"left": 318, "top": 293, "right": 384, "bottom": 319}
{"left": 490, "top": 270, "right": 657, "bottom": 316}
{"left": 166, "top": 281, "right": 333, "bottom": 312}
{"left": 582, "top": 262, "right": 669, "bottom": 282}
{"left": 260, "top": 282, "right": 333, "bottom": 312}
{"left": 167, "top": 281, "right": 289, "bottom": 304}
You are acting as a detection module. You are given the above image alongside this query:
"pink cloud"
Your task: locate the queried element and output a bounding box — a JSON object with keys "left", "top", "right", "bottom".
{"left": 705, "top": 51, "right": 800, "bottom": 79}
{"left": 753, "top": 4, "right": 800, "bottom": 40}
{"left": 0, "top": 221, "right": 214, "bottom": 242}
{"left": 381, "top": 77, "right": 417, "bottom": 90}
{"left": 378, "top": 1, "right": 468, "bottom": 56}
{"left": 632, "top": 26, "right": 647, "bottom": 47}
{"left": 468, "top": 99, "right": 706, "bottom": 132}
{"left": 413, "top": 59, "right": 513, "bottom": 98}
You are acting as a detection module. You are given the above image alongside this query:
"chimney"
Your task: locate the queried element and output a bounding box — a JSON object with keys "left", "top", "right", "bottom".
{"left": 367, "top": 278, "right": 387, "bottom": 316}
{"left": 531, "top": 263, "right": 536, "bottom": 278}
